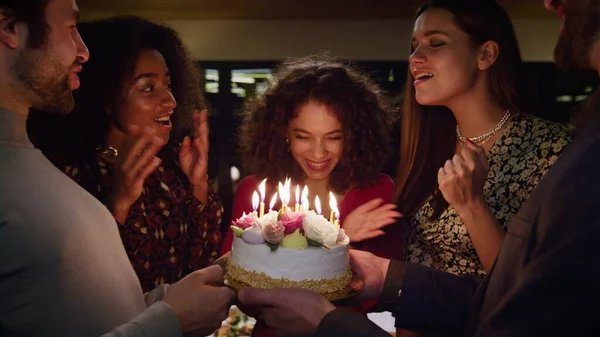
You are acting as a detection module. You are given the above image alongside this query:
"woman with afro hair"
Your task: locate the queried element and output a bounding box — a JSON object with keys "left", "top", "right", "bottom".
{"left": 28, "top": 16, "right": 224, "bottom": 292}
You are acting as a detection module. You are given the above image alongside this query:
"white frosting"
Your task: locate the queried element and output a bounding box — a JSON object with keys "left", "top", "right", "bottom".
{"left": 230, "top": 236, "right": 349, "bottom": 281}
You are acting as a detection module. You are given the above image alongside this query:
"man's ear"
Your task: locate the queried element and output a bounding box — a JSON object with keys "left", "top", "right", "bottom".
{"left": 0, "top": 12, "right": 22, "bottom": 49}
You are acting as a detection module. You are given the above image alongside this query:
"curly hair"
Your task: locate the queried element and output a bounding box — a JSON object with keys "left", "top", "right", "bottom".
{"left": 28, "top": 15, "right": 205, "bottom": 166}
{"left": 239, "top": 55, "right": 397, "bottom": 194}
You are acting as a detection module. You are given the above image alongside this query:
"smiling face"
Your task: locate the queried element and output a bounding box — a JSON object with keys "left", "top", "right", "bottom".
{"left": 546, "top": 0, "right": 600, "bottom": 71}
{"left": 288, "top": 101, "right": 344, "bottom": 182}
{"left": 112, "top": 48, "right": 176, "bottom": 143}
{"left": 12, "top": 0, "right": 89, "bottom": 114}
{"left": 409, "top": 8, "right": 482, "bottom": 107}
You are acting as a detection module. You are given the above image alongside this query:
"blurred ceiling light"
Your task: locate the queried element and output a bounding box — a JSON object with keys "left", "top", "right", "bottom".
{"left": 230, "top": 166, "right": 240, "bottom": 182}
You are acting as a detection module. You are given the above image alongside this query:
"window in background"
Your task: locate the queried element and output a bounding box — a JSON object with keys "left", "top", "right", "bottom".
{"left": 205, "top": 69, "right": 219, "bottom": 94}
{"left": 231, "top": 69, "right": 274, "bottom": 98}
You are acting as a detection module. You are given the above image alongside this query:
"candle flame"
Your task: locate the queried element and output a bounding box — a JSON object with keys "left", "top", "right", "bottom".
{"left": 301, "top": 186, "right": 309, "bottom": 209}
{"left": 284, "top": 178, "right": 291, "bottom": 205}
{"left": 258, "top": 178, "right": 267, "bottom": 201}
{"left": 295, "top": 185, "right": 300, "bottom": 205}
{"left": 315, "top": 195, "right": 322, "bottom": 215}
{"left": 278, "top": 181, "right": 285, "bottom": 205}
{"left": 252, "top": 191, "right": 259, "bottom": 211}
{"left": 329, "top": 192, "right": 339, "bottom": 214}
{"left": 269, "top": 192, "right": 278, "bottom": 210}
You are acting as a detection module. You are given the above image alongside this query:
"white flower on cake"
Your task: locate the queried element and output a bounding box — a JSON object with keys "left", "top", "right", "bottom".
{"left": 257, "top": 210, "right": 278, "bottom": 228}
{"left": 242, "top": 223, "right": 265, "bottom": 245}
{"left": 336, "top": 228, "right": 350, "bottom": 245}
{"left": 302, "top": 210, "right": 339, "bottom": 246}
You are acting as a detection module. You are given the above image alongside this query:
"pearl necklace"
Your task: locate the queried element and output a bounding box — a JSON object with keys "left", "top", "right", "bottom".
{"left": 456, "top": 108, "right": 511, "bottom": 145}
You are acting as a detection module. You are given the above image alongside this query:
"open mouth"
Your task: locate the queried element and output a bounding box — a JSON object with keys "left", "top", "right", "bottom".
{"left": 154, "top": 115, "right": 172, "bottom": 127}
{"left": 305, "top": 159, "right": 330, "bottom": 171}
{"left": 70, "top": 72, "right": 81, "bottom": 90}
{"left": 414, "top": 71, "right": 433, "bottom": 85}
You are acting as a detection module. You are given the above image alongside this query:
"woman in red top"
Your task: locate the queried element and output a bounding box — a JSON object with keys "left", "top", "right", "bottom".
{"left": 222, "top": 55, "right": 403, "bottom": 260}
{"left": 222, "top": 55, "right": 403, "bottom": 336}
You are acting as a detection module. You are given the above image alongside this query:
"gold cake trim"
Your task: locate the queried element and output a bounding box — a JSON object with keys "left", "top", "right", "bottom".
{"left": 226, "top": 260, "right": 352, "bottom": 294}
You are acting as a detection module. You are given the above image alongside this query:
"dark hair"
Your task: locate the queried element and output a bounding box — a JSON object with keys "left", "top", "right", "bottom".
{"left": 394, "top": 0, "right": 528, "bottom": 218}
{"left": 239, "top": 54, "right": 397, "bottom": 194}
{"left": 0, "top": 0, "right": 49, "bottom": 48}
{"left": 28, "top": 15, "right": 205, "bottom": 166}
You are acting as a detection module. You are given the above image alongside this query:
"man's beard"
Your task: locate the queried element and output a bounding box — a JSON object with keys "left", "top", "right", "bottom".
{"left": 12, "top": 47, "right": 76, "bottom": 114}
{"left": 554, "top": 3, "right": 600, "bottom": 71}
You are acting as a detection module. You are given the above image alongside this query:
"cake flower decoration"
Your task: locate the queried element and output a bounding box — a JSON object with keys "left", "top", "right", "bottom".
{"left": 303, "top": 210, "right": 339, "bottom": 246}
{"left": 263, "top": 220, "right": 285, "bottom": 244}
{"left": 233, "top": 212, "right": 260, "bottom": 230}
{"left": 280, "top": 210, "right": 305, "bottom": 234}
{"left": 242, "top": 223, "right": 265, "bottom": 245}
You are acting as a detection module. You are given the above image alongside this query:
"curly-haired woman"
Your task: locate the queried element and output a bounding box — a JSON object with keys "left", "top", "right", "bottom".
{"left": 221, "top": 55, "right": 402, "bottom": 260}
{"left": 221, "top": 54, "right": 403, "bottom": 336}
{"left": 27, "top": 16, "right": 223, "bottom": 292}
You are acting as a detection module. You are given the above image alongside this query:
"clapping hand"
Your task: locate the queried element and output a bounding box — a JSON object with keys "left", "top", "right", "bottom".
{"left": 343, "top": 199, "right": 403, "bottom": 242}
{"left": 108, "top": 125, "right": 165, "bottom": 223}
{"left": 179, "top": 110, "right": 210, "bottom": 202}
{"left": 438, "top": 140, "right": 489, "bottom": 215}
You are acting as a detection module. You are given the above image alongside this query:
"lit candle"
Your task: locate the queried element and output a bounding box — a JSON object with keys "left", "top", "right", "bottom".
{"left": 252, "top": 191, "right": 259, "bottom": 216}
{"left": 284, "top": 178, "right": 291, "bottom": 205}
{"left": 295, "top": 185, "right": 300, "bottom": 212}
{"left": 315, "top": 195, "right": 322, "bottom": 215}
{"left": 300, "top": 186, "right": 309, "bottom": 211}
{"left": 269, "top": 192, "right": 278, "bottom": 211}
{"left": 258, "top": 178, "right": 266, "bottom": 217}
{"left": 329, "top": 192, "right": 338, "bottom": 224}
{"left": 278, "top": 181, "right": 286, "bottom": 212}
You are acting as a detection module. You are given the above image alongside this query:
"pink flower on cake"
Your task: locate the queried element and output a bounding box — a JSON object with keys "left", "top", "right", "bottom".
{"left": 233, "top": 212, "right": 260, "bottom": 230}
{"left": 263, "top": 221, "right": 285, "bottom": 244}
{"left": 280, "top": 210, "right": 305, "bottom": 234}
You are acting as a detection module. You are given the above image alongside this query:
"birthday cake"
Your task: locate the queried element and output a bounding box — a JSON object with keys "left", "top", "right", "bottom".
{"left": 226, "top": 180, "right": 352, "bottom": 295}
